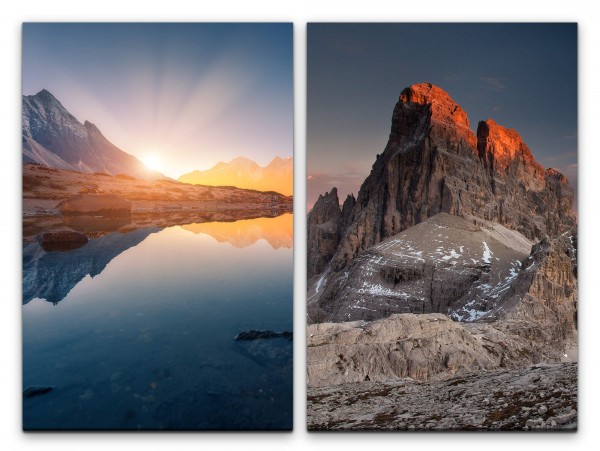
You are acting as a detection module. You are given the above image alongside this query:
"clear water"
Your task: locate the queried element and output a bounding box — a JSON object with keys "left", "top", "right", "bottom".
{"left": 22, "top": 214, "right": 293, "bottom": 430}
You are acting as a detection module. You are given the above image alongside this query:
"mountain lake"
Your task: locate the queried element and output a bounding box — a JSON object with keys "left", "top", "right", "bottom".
{"left": 22, "top": 214, "right": 293, "bottom": 430}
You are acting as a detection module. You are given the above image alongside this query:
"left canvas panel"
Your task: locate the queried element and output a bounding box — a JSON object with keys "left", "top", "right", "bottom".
{"left": 22, "top": 23, "right": 294, "bottom": 431}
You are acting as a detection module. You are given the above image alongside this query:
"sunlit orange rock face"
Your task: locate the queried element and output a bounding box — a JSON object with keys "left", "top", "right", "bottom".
{"left": 478, "top": 119, "right": 541, "bottom": 172}
{"left": 477, "top": 118, "right": 546, "bottom": 191}
{"left": 181, "top": 213, "right": 293, "bottom": 249}
{"left": 389, "top": 83, "right": 477, "bottom": 152}
{"left": 399, "top": 82, "right": 471, "bottom": 129}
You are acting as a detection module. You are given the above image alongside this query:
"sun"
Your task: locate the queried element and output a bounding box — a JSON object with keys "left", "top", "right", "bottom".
{"left": 142, "top": 154, "right": 162, "bottom": 172}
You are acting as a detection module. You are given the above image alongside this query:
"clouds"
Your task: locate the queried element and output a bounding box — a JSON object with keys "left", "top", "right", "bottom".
{"left": 442, "top": 73, "right": 507, "bottom": 92}
{"left": 477, "top": 76, "right": 506, "bottom": 91}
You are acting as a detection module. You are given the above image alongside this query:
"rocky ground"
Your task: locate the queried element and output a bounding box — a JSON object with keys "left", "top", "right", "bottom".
{"left": 307, "top": 362, "right": 577, "bottom": 431}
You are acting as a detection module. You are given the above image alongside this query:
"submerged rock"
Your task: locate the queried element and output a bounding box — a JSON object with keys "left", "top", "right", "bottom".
{"left": 23, "top": 386, "right": 54, "bottom": 398}
{"left": 235, "top": 330, "right": 293, "bottom": 341}
{"left": 233, "top": 330, "right": 293, "bottom": 369}
{"left": 37, "top": 227, "right": 88, "bottom": 252}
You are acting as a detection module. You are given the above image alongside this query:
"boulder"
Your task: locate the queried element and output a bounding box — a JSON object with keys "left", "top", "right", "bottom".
{"left": 37, "top": 227, "right": 88, "bottom": 252}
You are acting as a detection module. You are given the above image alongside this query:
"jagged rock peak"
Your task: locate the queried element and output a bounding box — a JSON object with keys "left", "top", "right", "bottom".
{"left": 24, "top": 89, "right": 78, "bottom": 123}
{"left": 312, "top": 188, "right": 341, "bottom": 222}
{"left": 307, "top": 187, "right": 342, "bottom": 278}
{"left": 399, "top": 83, "right": 470, "bottom": 129}
{"left": 341, "top": 193, "right": 355, "bottom": 212}
{"left": 22, "top": 90, "right": 150, "bottom": 177}
{"left": 35, "top": 88, "right": 57, "bottom": 100}
{"left": 321, "top": 187, "right": 338, "bottom": 200}
{"left": 477, "top": 118, "right": 538, "bottom": 169}
{"left": 546, "top": 167, "right": 570, "bottom": 185}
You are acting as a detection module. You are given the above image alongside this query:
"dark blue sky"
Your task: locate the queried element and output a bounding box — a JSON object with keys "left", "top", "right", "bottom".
{"left": 307, "top": 23, "right": 577, "bottom": 208}
{"left": 23, "top": 23, "right": 293, "bottom": 178}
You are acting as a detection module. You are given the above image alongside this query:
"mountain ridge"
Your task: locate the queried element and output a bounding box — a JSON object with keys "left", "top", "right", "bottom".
{"left": 22, "top": 89, "right": 158, "bottom": 178}
{"left": 179, "top": 156, "right": 293, "bottom": 196}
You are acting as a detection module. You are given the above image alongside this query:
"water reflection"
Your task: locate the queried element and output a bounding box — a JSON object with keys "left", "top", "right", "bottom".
{"left": 181, "top": 213, "right": 293, "bottom": 249}
{"left": 23, "top": 227, "right": 161, "bottom": 305}
{"left": 22, "top": 214, "right": 293, "bottom": 430}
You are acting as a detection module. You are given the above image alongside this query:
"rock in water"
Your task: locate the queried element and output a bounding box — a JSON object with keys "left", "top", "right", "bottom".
{"left": 23, "top": 386, "right": 54, "bottom": 398}
{"left": 233, "top": 331, "right": 293, "bottom": 369}
{"left": 37, "top": 227, "right": 88, "bottom": 252}
{"left": 235, "top": 330, "right": 293, "bottom": 341}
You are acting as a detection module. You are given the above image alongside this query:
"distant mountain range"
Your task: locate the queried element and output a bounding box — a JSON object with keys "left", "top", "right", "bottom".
{"left": 178, "top": 156, "right": 293, "bottom": 196}
{"left": 22, "top": 89, "right": 159, "bottom": 178}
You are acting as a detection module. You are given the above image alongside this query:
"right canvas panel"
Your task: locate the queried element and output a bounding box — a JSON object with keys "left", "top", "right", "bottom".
{"left": 306, "top": 23, "right": 577, "bottom": 431}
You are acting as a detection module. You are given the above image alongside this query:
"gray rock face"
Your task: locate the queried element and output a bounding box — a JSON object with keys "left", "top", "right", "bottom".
{"left": 308, "top": 314, "right": 496, "bottom": 388}
{"left": 307, "top": 309, "right": 575, "bottom": 389}
{"left": 307, "top": 190, "right": 357, "bottom": 279}
{"left": 309, "top": 216, "right": 577, "bottom": 356}
{"left": 489, "top": 228, "right": 578, "bottom": 346}
{"left": 307, "top": 225, "right": 578, "bottom": 407}
{"left": 22, "top": 89, "right": 150, "bottom": 177}
{"left": 310, "top": 213, "right": 533, "bottom": 323}
{"left": 307, "top": 362, "right": 577, "bottom": 431}
{"left": 307, "top": 188, "right": 342, "bottom": 278}
{"left": 307, "top": 83, "right": 576, "bottom": 277}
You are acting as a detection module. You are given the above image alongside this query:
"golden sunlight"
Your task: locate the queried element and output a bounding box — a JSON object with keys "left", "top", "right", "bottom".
{"left": 142, "top": 154, "right": 162, "bottom": 172}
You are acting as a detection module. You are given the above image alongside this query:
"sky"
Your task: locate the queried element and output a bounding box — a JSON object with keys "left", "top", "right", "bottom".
{"left": 307, "top": 23, "right": 578, "bottom": 210}
{"left": 23, "top": 23, "right": 293, "bottom": 179}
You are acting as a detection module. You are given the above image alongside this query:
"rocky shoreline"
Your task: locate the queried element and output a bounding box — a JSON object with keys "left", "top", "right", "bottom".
{"left": 22, "top": 163, "right": 293, "bottom": 241}
{"left": 308, "top": 362, "right": 577, "bottom": 431}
